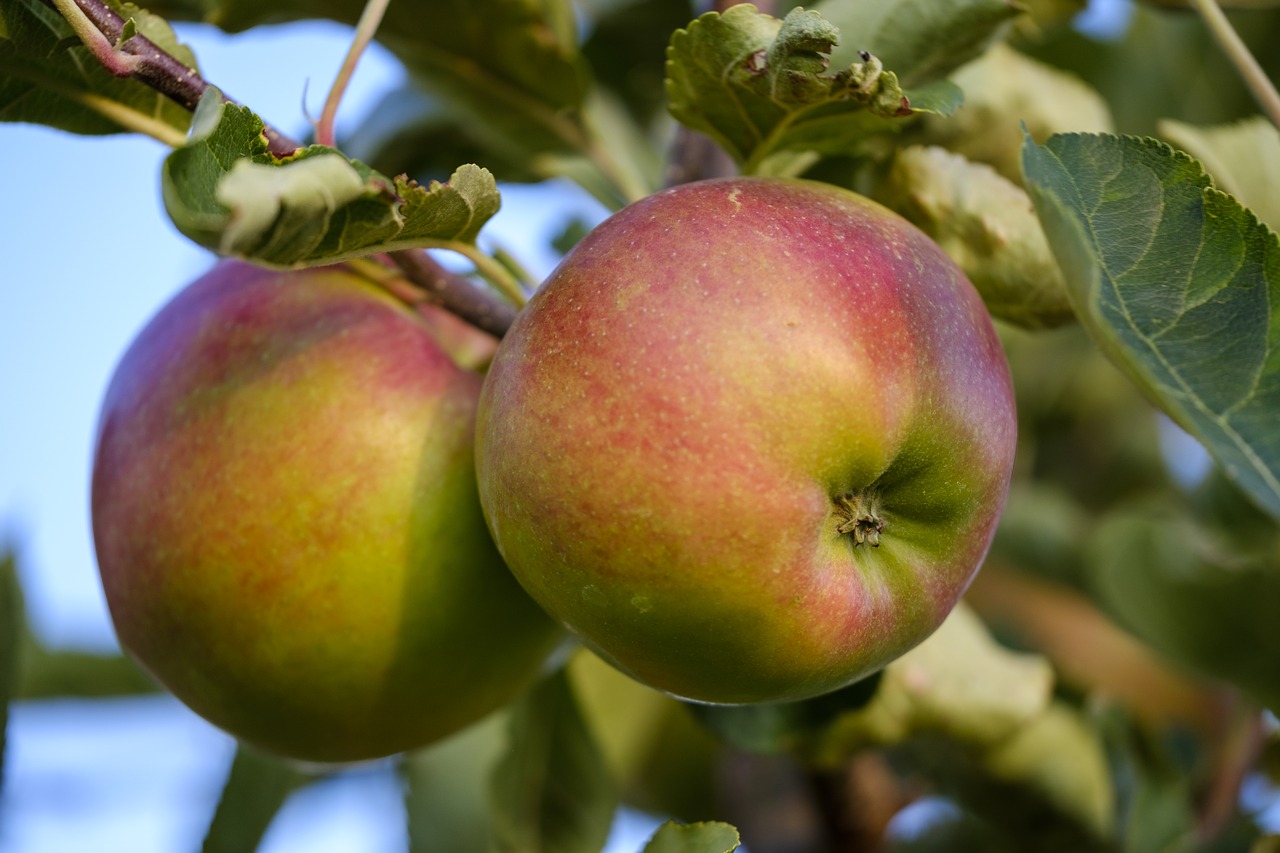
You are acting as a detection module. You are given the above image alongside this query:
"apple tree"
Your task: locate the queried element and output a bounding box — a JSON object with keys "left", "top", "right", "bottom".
{"left": 2, "top": 0, "right": 1280, "bottom": 850}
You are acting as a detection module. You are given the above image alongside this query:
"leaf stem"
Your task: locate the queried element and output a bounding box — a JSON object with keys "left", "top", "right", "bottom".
{"left": 583, "top": 138, "right": 649, "bottom": 206}
{"left": 1189, "top": 0, "right": 1280, "bottom": 129}
{"left": 436, "top": 242, "right": 528, "bottom": 308}
{"left": 492, "top": 247, "right": 537, "bottom": 291}
{"left": 314, "top": 0, "right": 391, "bottom": 148}
{"left": 75, "top": 92, "right": 190, "bottom": 146}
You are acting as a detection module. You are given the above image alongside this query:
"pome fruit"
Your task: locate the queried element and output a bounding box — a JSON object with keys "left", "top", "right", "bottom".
{"left": 475, "top": 177, "right": 1017, "bottom": 705}
{"left": 91, "top": 261, "right": 562, "bottom": 763}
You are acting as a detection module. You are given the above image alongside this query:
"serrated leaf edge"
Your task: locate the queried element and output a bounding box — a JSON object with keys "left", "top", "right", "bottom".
{"left": 1023, "top": 130, "right": 1280, "bottom": 517}
{"left": 664, "top": 4, "right": 951, "bottom": 173}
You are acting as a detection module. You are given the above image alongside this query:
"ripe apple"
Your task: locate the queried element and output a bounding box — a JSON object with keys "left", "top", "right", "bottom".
{"left": 91, "top": 260, "right": 562, "bottom": 763}
{"left": 475, "top": 177, "right": 1017, "bottom": 705}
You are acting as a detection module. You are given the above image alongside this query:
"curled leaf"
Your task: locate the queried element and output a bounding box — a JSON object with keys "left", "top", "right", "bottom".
{"left": 162, "top": 92, "right": 501, "bottom": 267}
{"left": 665, "top": 4, "right": 958, "bottom": 173}
{"left": 812, "top": 602, "right": 1054, "bottom": 764}
{"left": 919, "top": 43, "right": 1114, "bottom": 186}
{"left": 879, "top": 145, "right": 1074, "bottom": 328}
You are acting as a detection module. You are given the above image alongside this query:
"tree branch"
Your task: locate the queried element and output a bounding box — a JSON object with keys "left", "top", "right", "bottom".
{"left": 58, "top": 0, "right": 300, "bottom": 154}
{"left": 387, "top": 252, "right": 518, "bottom": 338}
{"left": 53, "top": 0, "right": 522, "bottom": 338}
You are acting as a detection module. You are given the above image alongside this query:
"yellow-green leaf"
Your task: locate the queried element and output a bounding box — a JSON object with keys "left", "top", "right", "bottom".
{"left": 879, "top": 145, "right": 1074, "bottom": 328}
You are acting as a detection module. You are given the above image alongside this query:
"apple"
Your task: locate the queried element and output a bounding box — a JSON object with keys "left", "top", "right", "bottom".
{"left": 475, "top": 177, "right": 1017, "bottom": 705}
{"left": 91, "top": 260, "right": 562, "bottom": 763}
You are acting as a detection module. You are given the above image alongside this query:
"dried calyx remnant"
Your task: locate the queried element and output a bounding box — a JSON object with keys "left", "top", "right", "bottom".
{"left": 834, "top": 491, "right": 885, "bottom": 547}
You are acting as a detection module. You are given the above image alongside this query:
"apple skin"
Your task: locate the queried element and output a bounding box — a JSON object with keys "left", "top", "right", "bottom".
{"left": 475, "top": 177, "right": 1017, "bottom": 705}
{"left": 91, "top": 260, "right": 562, "bottom": 763}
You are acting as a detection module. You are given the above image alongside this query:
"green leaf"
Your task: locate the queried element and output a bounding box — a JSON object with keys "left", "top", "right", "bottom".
{"left": 339, "top": 85, "right": 542, "bottom": 186}
{"left": 665, "top": 4, "right": 959, "bottom": 174}
{"left": 1139, "top": 0, "right": 1280, "bottom": 7}
{"left": 148, "top": 0, "right": 585, "bottom": 113}
{"left": 490, "top": 670, "right": 618, "bottom": 853}
{"left": 16, "top": 647, "right": 155, "bottom": 698}
{"left": 1086, "top": 505, "right": 1280, "bottom": 713}
{"left": 985, "top": 482, "right": 1091, "bottom": 588}
{"left": 812, "top": 602, "right": 1054, "bottom": 764}
{"left": 813, "top": 0, "right": 1023, "bottom": 87}
{"left": 402, "top": 711, "right": 510, "bottom": 853}
{"left": 914, "top": 42, "right": 1115, "bottom": 187}
{"left": 641, "top": 820, "right": 741, "bottom": 853}
{"left": 878, "top": 145, "right": 1075, "bottom": 328}
{"left": 162, "top": 92, "right": 501, "bottom": 267}
{"left": 201, "top": 744, "right": 309, "bottom": 853}
{"left": 0, "top": 0, "right": 193, "bottom": 143}
{"left": 1023, "top": 131, "right": 1280, "bottom": 520}
{"left": 147, "top": 0, "right": 592, "bottom": 176}
{"left": 383, "top": 0, "right": 592, "bottom": 176}
{"left": 1099, "top": 709, "right": 1197, "bottom": 853}
{"left": 581, "top": 0, "right": 696, "bottom": 124}
{"left": 567, "top": 650, "right": 722, "bottom": 824}
{"left": 0, "top": 551, "right": 20, "bottom": 790}
{"left": 982, "top": 702, "right": 1114, "bottom": 837}
{"left": 0, "top": 553, "right": 154, "bottom": 705}
{"left": 1159, "top": 116, "right": 1280, "bottom": 235}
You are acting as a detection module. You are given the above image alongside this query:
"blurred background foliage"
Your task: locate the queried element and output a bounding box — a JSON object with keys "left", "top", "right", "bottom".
{"left": 2, "top": 0, "right": 1280, "bottom": 850}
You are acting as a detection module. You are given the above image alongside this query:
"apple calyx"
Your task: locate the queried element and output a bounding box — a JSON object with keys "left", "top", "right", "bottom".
{"left": 834, "top": 491, "right": 885, "bottom": 547}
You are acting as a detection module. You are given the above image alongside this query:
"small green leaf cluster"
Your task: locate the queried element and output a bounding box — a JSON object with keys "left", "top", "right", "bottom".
{"left": 163, "top": 93, "right": 501, "bottom": 267}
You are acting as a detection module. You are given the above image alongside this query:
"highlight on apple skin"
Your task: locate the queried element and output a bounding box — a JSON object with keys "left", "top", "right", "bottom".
{"left": 91, "top": 261, "right": 563, "bottom": 763}
{"left": 475, "top": 177, "right": 1018, "bottom": 706}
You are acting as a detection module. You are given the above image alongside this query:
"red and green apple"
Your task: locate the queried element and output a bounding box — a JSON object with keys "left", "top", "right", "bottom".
{"left": 91, "top": 260, "right": 562, "bottom": 763}
{"left": 475, "top": 177, "right": 1018, "bottom": 705}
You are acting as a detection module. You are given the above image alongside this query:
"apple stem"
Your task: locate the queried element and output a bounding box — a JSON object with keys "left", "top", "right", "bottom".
{"left": 834, "top": 492, "right": 885, "bottom": 547}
